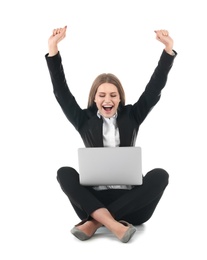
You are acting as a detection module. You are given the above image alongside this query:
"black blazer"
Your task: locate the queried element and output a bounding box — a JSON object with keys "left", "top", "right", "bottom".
{"left": 45, "top": 50, "right": 176, "bottom": 147}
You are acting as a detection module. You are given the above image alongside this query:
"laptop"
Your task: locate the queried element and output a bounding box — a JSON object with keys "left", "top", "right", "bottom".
{"left": 78, "top": 146, "right": 143, "bottom": 186}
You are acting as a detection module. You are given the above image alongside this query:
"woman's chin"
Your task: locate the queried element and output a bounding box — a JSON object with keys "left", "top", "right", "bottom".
{"left": 99, "top": 109, "right": 114, "bottom": 118}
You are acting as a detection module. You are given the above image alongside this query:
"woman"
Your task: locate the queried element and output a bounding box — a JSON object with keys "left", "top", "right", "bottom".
{"left": 45, "top": 26, "right": 177, "bottom": 243}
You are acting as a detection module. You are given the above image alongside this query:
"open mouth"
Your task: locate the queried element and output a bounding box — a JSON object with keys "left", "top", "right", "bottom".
{"left": 103, "top": 105, "right": 113, "bottom": 112}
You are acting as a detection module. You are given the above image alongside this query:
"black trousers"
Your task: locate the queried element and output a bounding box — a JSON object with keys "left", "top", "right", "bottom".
{"left": 57, "top": 167, "right": 169, "bottom": 226}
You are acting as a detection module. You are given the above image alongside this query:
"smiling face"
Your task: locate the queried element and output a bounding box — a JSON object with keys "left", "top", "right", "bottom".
{"left": 94, "top": 83, "right": 121, "bottom": 118}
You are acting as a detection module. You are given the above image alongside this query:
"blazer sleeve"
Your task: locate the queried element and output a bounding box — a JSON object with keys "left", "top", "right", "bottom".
{"left": 45, "top": 52, "right": 86, "bottom": 130}
{"left": 132, "top": 50, "right": 177, "bottom": 125}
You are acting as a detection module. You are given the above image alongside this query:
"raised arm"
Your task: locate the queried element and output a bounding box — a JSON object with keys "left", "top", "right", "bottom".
{"left": 132, "top": 29, "right": 177, "bottom": 125}
{"left": 46, "top": 26, "right": 87, "bottom": 131}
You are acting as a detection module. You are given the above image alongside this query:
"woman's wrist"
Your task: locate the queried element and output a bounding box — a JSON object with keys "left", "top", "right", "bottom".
{"left": 48, "top": 44, "right": 58, "bottom": 57}
{"left": 164, "top": 47, "right": 174, "bottom": 55}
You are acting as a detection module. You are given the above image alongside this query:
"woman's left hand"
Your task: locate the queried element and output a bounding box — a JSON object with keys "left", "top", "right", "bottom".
{"left": 154, "top": 29, "right": 174, "bottom": 55}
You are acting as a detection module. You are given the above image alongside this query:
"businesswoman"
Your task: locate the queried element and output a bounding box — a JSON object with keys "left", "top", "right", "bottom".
{"left": 45, "top": 26, "right": 177, "bottom": 242}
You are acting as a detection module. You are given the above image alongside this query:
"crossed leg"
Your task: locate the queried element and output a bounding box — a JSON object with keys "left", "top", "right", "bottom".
{"left": 57, "top": 167, "right": 169, "bottom": 241}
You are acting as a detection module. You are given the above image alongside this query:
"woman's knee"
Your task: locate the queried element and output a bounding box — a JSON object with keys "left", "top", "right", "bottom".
{"left": 145, "top": 168, "right": 169, "bottom": 189}
{"left": 57, "top": 166, "right": 78, "bottom": 182}
{"left": 153, "top": 168, "right": 169, "bottom": 181}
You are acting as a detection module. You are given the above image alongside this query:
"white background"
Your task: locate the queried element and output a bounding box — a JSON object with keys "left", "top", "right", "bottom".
{"left": 1, "top": 0, "right": 207, "bottom": 259}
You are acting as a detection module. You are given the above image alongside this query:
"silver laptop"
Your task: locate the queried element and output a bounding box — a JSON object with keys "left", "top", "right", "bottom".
{"left": 78, "top": 146, "right": 143, "bottom": 186}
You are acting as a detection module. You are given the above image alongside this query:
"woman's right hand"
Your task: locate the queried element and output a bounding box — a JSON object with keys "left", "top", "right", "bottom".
{"left": 48, "top": 26, "right": 67, "bottom": 57}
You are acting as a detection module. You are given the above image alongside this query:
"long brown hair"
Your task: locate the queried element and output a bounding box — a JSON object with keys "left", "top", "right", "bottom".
{"left": 87, "top": 73, "right": 125, "bottom": 108}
